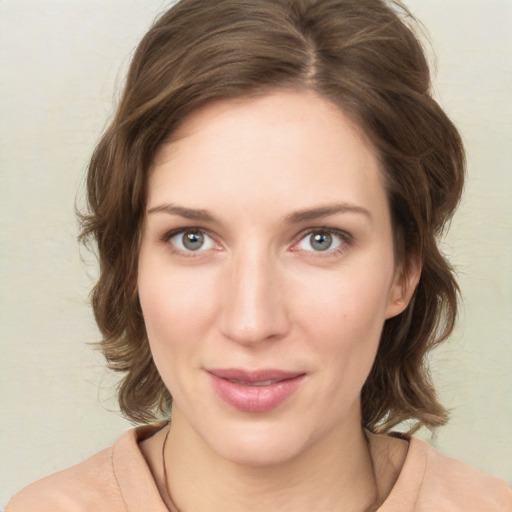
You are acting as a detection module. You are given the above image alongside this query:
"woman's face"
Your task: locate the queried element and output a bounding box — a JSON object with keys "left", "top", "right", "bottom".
{"left": 138, "top": 90, "right": 410, "bottom": 466}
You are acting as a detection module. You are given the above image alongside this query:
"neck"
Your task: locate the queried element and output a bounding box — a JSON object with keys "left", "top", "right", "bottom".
{"left": 163, "top": 407, "right": 380, "bottom": 512}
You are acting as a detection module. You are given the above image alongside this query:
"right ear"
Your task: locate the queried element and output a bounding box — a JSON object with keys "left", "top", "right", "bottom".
{"left": 385, "top": 254, "right": 421, "bottom": 319}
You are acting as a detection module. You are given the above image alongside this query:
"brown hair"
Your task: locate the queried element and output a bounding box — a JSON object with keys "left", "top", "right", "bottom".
{"left": 80, "top": 0, "right": 465, "bottom": 431}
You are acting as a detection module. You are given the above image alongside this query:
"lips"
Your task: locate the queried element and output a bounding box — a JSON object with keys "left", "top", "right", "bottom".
{"left": 207, "top": 368, "right": 306, "bottom": 412}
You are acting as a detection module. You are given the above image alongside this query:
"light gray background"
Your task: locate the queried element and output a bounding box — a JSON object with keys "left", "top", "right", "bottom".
{"left": 1, "top": 0, "right": 511, "bottom": 507}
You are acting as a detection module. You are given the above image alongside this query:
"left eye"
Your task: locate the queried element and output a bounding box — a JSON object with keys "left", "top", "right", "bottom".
{"left": 169, "top": 229, "right": 215, "bottom": 252}
{"left": 297, "top": 230, "right": 344, "bottom": 252}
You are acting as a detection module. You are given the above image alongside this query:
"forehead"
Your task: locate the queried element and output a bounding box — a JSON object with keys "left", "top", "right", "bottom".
{"left": 148, "top": 90, "right": 387, "bottom": 223}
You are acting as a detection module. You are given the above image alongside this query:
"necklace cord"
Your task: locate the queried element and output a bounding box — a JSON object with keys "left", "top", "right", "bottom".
{"left": 161, "top": 427, "right": 380, "bottom": 512}
{"left": 162, "top": 427, "right": 181, "bottom": 512}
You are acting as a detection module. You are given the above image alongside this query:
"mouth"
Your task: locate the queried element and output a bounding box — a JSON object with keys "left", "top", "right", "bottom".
{"left": 229, "top": 380, "right": 280, "bottom": 387}
{"left": 206, "top": 368, "right": 306, "bottom": 412}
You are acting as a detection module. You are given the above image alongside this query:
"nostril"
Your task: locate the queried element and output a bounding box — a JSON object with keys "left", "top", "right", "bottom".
{"left": 219, "top": 290, "right": 289, "bottom": 344}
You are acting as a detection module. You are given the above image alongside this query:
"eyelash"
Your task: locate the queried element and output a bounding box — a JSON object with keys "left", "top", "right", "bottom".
{"left": 161, "top": 226, "right": 354, "bottom": 259}
{"left": 294, "top": 227, "right": 353, "bottom": 258}
{"left": 161, "top": 227, "right": 218, "bottom": 258}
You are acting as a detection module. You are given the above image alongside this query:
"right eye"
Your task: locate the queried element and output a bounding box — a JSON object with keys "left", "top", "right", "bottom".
{"left": 168, "top": 229, "right": 215, "bottom": 252}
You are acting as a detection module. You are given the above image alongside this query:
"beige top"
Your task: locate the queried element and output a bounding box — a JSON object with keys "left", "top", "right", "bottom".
{"left": 7, "top": 423, "right": 512, "bottom": 512}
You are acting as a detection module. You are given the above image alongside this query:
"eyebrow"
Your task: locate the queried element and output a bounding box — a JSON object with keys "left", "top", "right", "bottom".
{"left": 147, "top": 202, "right": 372, "bottom": 224}
{"left": 284, "top": 203, "right": 372, "bottom": 224}
{"left": 146, "top": 204, "right": 215, "bottom": 222}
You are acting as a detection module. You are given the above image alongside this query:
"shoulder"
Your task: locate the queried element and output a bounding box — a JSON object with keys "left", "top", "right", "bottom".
{"left": 415, "top": 437, "right": 512, "bottom": 511}
{"left": 6, "top": 423, "right": 167, "bottom": 512}
{"left": 372, "top": 433, "right": 512, "bottom": 512}
{"left": 6, "top": 444, "right": 125, "bottom": 512}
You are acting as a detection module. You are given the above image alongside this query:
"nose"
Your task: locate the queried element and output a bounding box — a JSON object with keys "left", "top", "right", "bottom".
{"left": 219, "top": 246, "right": 290, "bottom": 345}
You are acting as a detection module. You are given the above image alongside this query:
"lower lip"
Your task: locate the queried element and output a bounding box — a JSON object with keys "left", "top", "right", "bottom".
{"left": 208, "top": 373, "right": 305, "bottom": 413}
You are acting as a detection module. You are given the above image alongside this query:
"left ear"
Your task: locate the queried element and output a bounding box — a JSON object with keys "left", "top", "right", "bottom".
{"left": 385, "top": 254, "right": 422, "bottom": 319}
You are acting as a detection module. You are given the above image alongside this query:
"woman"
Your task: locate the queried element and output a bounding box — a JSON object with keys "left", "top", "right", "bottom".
{"left": 7, "top": 0, "right": 512, "bottom": 510}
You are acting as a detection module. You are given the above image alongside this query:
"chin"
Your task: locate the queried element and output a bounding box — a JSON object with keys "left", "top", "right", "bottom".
{"left": 203, "top": 418, "right": 318, "bottom": 468}
{"left": 218, "top": 436, "right": 304, "bottom": 468}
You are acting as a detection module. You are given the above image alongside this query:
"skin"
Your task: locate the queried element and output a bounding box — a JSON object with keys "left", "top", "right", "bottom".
{"left": 138, "top": 90, "right": 418, "bottom": 511}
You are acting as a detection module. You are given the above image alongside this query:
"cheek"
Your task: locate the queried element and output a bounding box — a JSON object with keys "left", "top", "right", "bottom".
{"left": 295, "top": 264, "right": 394, "bottom": 343}
{"left": 292, "top": 265, "right": 394, "bottom": 391}
{"left": 139, "top": 259, "right": 216, "bottom": 336}
{"left": 137, "top": 262, "right": 218, "bottom": 389}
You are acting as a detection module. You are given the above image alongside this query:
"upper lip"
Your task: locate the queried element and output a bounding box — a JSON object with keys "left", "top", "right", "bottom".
{"left": 207, "top": 368, "right": 305, "bottom": 383}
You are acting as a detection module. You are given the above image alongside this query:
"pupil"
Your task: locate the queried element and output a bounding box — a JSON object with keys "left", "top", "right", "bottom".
{"left": 311, "top": 232, "right": 332, "bottom": 251}
{"left": 183, "top": 231, "right": 204, "bottom": 250}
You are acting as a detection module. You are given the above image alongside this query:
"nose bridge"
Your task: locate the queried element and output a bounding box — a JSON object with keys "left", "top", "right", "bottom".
{"left": 220, "top": 241, "right": 288, "bottom": 344}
